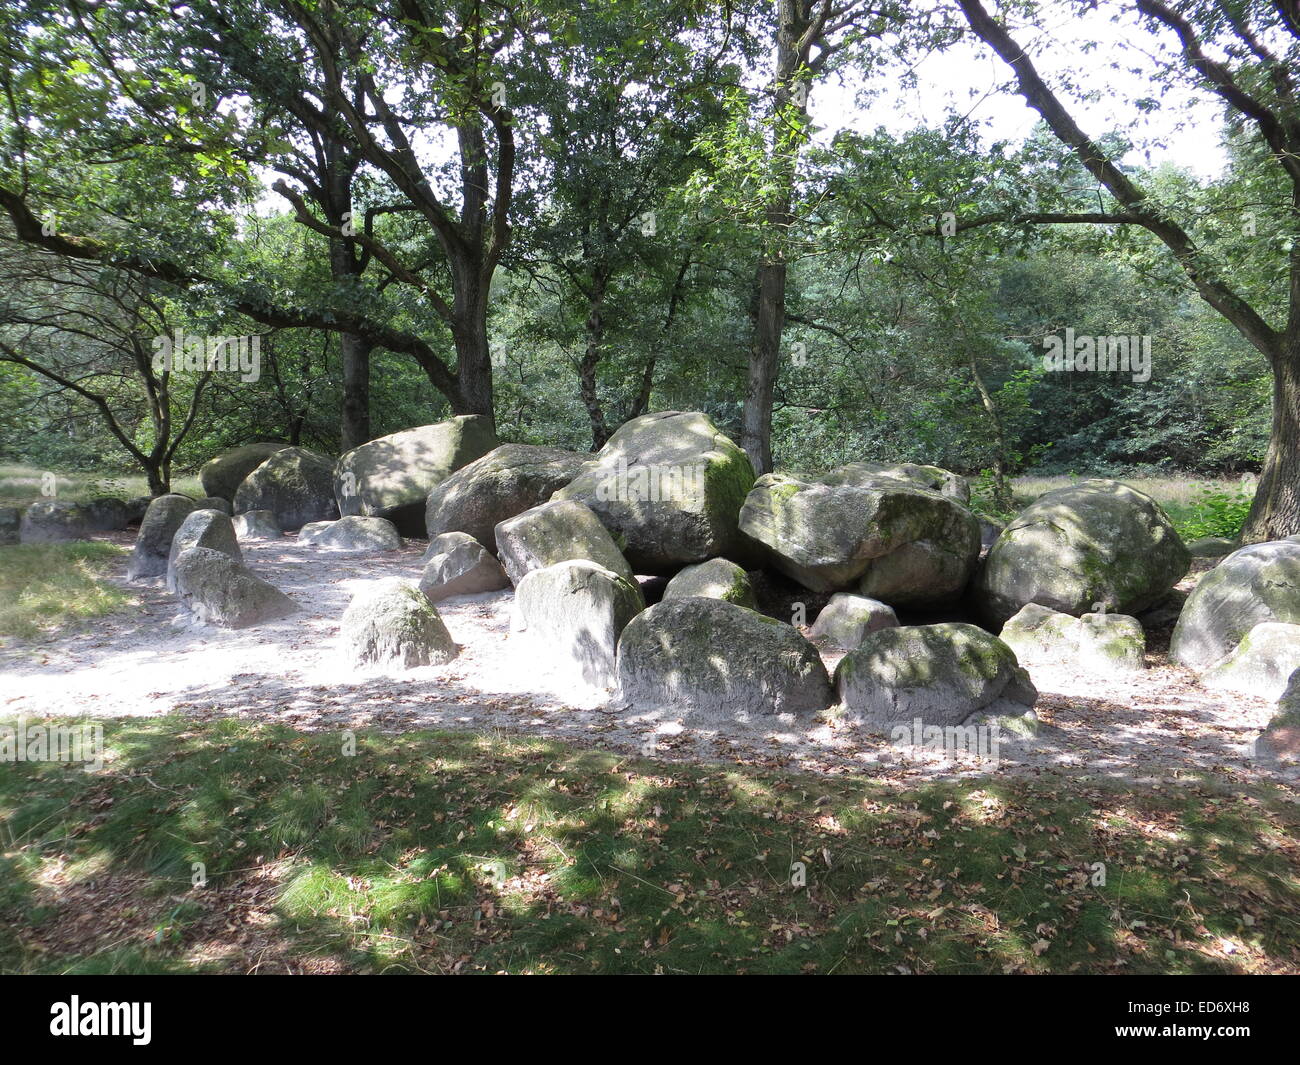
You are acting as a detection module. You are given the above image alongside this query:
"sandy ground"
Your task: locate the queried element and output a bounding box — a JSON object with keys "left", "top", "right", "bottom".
{"left": 1, "top": 532, "right": 1296, "bottom": 788}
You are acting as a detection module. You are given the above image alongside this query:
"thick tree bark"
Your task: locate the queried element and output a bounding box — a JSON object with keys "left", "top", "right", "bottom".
{"left": 339, "top": 332, "right": 371, "bottom": 450}
{"left": 1243, "top": 341, "right": 1300, "bottom": 540}
{"left": 743, "top": 0, "right": 817, "bottom": 473}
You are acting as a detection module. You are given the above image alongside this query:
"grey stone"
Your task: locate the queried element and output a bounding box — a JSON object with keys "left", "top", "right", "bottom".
{"left": 334, "top": 416, "right": 499, "bottom": 535}
{"left": 494, "top": 499, "right": 633, "bottom": 585}
{"left": 739, "top": 474, "right": 980, "bottom": 604}
{"left": 172, "top": 546, "right": 299, "bottom": 628}
{"left": 615, "top": 597, "right": 833, "bottom": 719}
{"left": 83, "top": 496, "right": 130, "bottom": 532}
{"left": 200, "top": 442, "right": 290, "bottom": 501}
{"left": 0, "top": 506, "right": 19, "bottom": 545}
{"left": 835, "top": 623, "right": 1037, "bottom": 727}
{"left": 515, "top": 560, "right": 645, "bottom": 689}
{"left": 975, "top": 478, "right": 1190, "bottom": 626}
{"left": 19, "top": 501, "right": 89, "bottom": 544}
{"left": 419, "top": 532, "right": 510, "bottom": 601}
{"left": 340, "top": 578, "right": 458, "bottom": 668}
{"left": 233, "top": 446, "right": 338, "bottom": 532}
{"left": 232, "top": 510, "right": 282, "bottom": 541}
{"left": 662, "top": 558, "right": 757, "bottom": 609}
{"left": 553, "top": 411, "right": 755, "bottom": 573}
{"left": 1202, "top": 622, "right": 1300, "bottom": 700}
{"left": 195, "top": 496, "right": 233, "bottom": 516}
{"left": 127, "top": 495, "right": 196, "bottom": 578}
{"left": 166, "top": 509, "right": 241, "bottom": 591}
{"left": 424, "top": 443, "right": 587, "bottom": 549}
{"left": 1171, "top": 539, "right": 1300, "bottom": 671}
{"left": 809, "top": 593, "right": 899, "bottom": 649}
{"left": 299, "top": 515, "right": 402, "bottom": 554}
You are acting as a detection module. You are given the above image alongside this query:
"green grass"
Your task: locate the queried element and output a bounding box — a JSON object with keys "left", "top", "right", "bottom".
{"left": 0, "top": 716, "right": 1296, "bottom": 974}
{"left": 0, "top": 464, "right": 202, "bottom": 507}
{"left": 0, "top": 542, "right": 135, "bottom": 642}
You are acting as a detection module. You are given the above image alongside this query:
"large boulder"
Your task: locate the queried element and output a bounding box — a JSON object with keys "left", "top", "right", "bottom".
{"left": 552, "top": 411, "right": 755, "bottom": 573}
{"left": 808, "top": 593, "right": 899, "bottom": 650}
{"left": 340, "top": 578, "right": 458, "bottom": 668}
{"left": 127, "top": 494, "right": 196, "bottom": 578}
{"left": 424, "top": 443, "right": 587, "bottom": 549}
{"left": 494, "top": 499, "right": 633, "bottom": 585}
{"left": 334, "top": 416, "right": 499, "bottom": 535}
{"left": 200, "top": 442, "right": 290, "bottom": 501}
{"left": 299, "top": 515, "right": 402, "bottom": 554}
{"left": 195, "top": 496, "right": 233, "bottom": 516}
{"left": 1000, "top": 602, "right": 1145, "bottom": 676}
{"left": 615, "top": 597, "right": 833, "bottom": 719}
{"left": 419, "top": 532, "right": 510, "bottom": 602}
{"left": 835, "top": 623, "right": 1037, "bottom": 727}
{"left": 232, "top": 510, "right": 281, "bottom": 541}
{"left": 233, "top": 446, "right": 338, "bottom": 532}
{"left": 166, "top": 509, "right": 241, "bottom": 591}
{"left": 1171, "top": 540, "right": 1300, "bottom": 671}
{"left": 662, "top": 558, "right": 757, "bottom": 609}
{"left": 975, "top": 479, "right": 1189, "bottom": 626}
{"left": 19, "top": 501, "right": 88, "bottom": 543}
{"left": 515, "top": 560, "right": 645, "bottom": 689}
{"left": 739, "top": 474, "right": 980, "bottom": 604}
{"left": 172, "top": 546, "right": 299, "bottom": 628}
{"left": 83, "top": 496, "right": 130, "bottom": 532}
{"left": 818, "top": 461, "right": 969, "bottom": 504}
{"left": 1201, "top": 622, "right": 1300, "bottom": 700}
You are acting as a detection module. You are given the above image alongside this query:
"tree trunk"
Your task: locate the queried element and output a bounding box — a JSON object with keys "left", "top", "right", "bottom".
{"left": 580, "top": 276, "right": 611, "bottom": 450}
{"left": 339, "top": 332, "right": 371, "bottom": 450}
{"left": 744, "top": 261, "right": 785, "bottom": 473}
{"left": 742, "top": 0, "right": 807, "bottom": 475}
{"left": 144, "top": 462, "right": 168, "bottom": 496}
{"left": 967, "top": 350, "right": 1013, "bottom": 513}
{"left": 1242, "top": 343, "right": 1300, "bottom": 542}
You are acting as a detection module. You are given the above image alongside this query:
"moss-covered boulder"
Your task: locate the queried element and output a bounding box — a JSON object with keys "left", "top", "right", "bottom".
{"left": 1171, "top": 540, "right": 1300, "bottom": 671}
{"left": 299, "top": 515, "right": 402, "bottom": 554}
{"left": 494, "top": 499, "right": 633, "bottom": 585}
{"left": 1078, "top": 612, "right": 1146, "bottom": 674}
{"left": 552, "top": 411, "right": 755, "bottom": 573}
{"left": 835, "top": 622, "right": 1037, "bottom": 727}
{"left": 233, "top": 446, "right": 338, "bottom": 532}
{"left": 615, "top": 597, "right": 832, "bottom": 718}
{"left": 1000, "top": 602, "right": 1144, "bottom": 676}
{"left": 166, "top": 509, "right": 242, "bottom": 591}
{"left": 425, "top": 443, "right": 586, "bottom": 549}
{"left": 516, "top": 560, "right": 645, "bottom": 690}
{"left": 200, "top": 442, "right": 290, "bottom": 501}
{"left": 172, "top": 546, "right": 299, "bottom": 629}
{"left": 127, "top": 494, "right": 196, "bottom": 578}
{"left": 340, "top": 578, "right": 457, "bottom": 668}
{"left": 419, "top": 532, "right": 509, "bottom": 601}
{"left": 1201, "top": 622, "right": 1300, "bottom": 699}
{"left": 975, "top": 479, "right": 1189, "bottom": 626}
{"left": 662, "top": 558, "right": 757, "bottom": 609}
{"left": 817, "top": 461, "right": 969, "bottom": 504}
{"left": 334, "top": 416, "right": 499, "bottom": 535}
{"left": 739, "top": 474, "right": 980, "bottom": 603}
{"left": 19, "top": 500, "right": 89, "bottom": 544}
{"left": 808, "top": 593, "right": 899, "bottom": 650}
